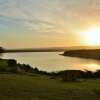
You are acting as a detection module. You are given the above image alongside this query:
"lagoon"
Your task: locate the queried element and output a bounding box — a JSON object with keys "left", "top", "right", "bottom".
{"left": 2, "top": 52, "right": 100, "bottom": 72}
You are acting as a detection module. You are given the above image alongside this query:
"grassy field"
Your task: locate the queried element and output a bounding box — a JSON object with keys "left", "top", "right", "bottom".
{"left": 0, "top": 73, "right": 100, "bottom": 100}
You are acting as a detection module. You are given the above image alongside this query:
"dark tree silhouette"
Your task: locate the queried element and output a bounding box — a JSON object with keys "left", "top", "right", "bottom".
{"left": 0, "top": 47, "right": 5, "bottom": 59}
{"left": 0, "top": 47, "right": 4, "bottom": 53}
{"left": 8, "top": 59, "right": 17, "bottom": 67}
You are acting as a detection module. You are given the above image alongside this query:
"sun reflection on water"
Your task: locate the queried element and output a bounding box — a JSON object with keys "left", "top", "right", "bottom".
{"left": 84, "top": 64, "right": 100, "bottom": 71}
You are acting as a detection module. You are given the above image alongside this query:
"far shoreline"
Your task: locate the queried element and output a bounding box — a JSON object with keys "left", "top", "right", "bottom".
{"left": 62, "top": 49, "right": 100, "bottom": 60}
{"left": 4, "top": 49, "right": 65, "bottom": 53}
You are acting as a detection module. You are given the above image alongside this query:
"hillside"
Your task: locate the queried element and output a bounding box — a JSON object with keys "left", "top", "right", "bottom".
{"left": 62, "top": 49, "right": 100, "bottom": 60}
{"left": 0, "top": 73, "right": 100, "bottom": 100}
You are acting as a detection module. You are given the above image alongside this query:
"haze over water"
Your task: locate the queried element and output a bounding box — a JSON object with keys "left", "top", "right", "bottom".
{"left": 3, "top": 52, "right": 100, "bottom": 72}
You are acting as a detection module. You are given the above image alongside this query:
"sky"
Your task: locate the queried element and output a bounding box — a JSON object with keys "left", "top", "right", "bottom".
{"left": 0, "top": 0, "right": 100, "bottom": 49}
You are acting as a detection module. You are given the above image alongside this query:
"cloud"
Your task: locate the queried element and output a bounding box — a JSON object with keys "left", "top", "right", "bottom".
{"left": 1, "top": 0, "right": 100, "bottom": 35}
{"left": 2, "top": 0, "right": 100, "bottom": 48}
{"left": 22, "top": 22, "right": 55, "bottom": 32}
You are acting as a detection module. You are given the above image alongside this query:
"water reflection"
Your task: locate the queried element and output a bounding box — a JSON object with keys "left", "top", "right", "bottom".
{"left": 83, "top": 64, "right": 100, "bottom": 71}
{"left": 2, "top": 52, "right": 100, "bottom": 72}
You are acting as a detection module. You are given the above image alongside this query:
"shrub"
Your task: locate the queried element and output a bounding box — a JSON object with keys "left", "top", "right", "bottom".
{"left": 7, "top": 59, "right": 17, "bottom": 67}
{"left": 94, "top": 70, "right": 100, "bottom": 78}
{"left": 0, "top": 47, "right": 5, "bottom": 53}
{"left": 85, "top": 70, "right": 94, "bottom": 78}
{"left": 60, "top": 70, "right": 79, "bottom": 82}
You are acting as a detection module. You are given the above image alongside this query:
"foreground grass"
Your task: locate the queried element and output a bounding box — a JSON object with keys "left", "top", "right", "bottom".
{"left": 0, "top": 73, "right": 100, "bottom": 100}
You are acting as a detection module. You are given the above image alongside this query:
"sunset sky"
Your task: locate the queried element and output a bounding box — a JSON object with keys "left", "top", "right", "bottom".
{"left": 0, "top": 0, "right": 100, "bottom": 49}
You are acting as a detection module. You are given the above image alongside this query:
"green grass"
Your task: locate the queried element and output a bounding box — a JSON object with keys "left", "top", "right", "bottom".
{"left": 0, "top": 60, "right": 8, "bottom": 67}
{"left": 0, "top": 60, "right": 9, "bottom": 72}
{"left": 0, "top": 73, "right": 100, "bottom": 100}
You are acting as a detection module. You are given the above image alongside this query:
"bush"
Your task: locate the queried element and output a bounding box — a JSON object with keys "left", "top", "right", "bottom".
{"left": 7, "top": 59, "right": 17, "bottom": 67}
{"left": 85, "top": 70, "right": 94, "bottom": 78}
{"left": 94, "top": 70, "right": 100, "bottom": 78}
{"left": 0, "top": 47, "right": 5, "bottom": 53}
{"left": 60, "top": 70, "right": 79, "bottom": 82}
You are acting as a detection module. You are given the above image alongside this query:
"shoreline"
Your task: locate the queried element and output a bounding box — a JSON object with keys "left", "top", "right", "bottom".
{"left": 4, "top": 49, "right": 65, "bottom": 53}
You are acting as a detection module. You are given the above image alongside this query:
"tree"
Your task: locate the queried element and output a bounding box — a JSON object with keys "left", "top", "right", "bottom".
{"left": 0, "top": 47, "right": 5, "bottom": 59}
{"left": 8, "top": 59, "right": 17, "bottom": 67}
{"left": 0, "top": 47, "right": 5, "bottom": 53}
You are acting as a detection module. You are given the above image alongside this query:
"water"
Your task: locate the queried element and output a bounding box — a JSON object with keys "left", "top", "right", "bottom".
{"left": 2, "top": 52, "right": 100, "bottom": 72}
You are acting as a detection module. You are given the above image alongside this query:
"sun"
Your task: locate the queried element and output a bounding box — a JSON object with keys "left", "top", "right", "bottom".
{"left": 83, "top": 27, "right": 100, "bottom": 45}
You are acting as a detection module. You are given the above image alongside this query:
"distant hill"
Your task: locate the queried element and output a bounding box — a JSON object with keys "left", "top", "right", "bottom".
{"left": 62, "top": 49, "right": 100, "bottom": 60}
{"left": 5, "top": 45, "right": 100, "bottom": 53}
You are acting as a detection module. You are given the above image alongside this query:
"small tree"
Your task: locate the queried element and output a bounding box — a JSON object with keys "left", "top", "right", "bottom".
{"left": 0, "top": 47, "right": 5, "bottom": 53}
{"left": 0, "top": 47, "right": 4, "bottom": 59}
{"left": 7, "top": 59, "right": 18, "bottom": 73}
{"left": 8, "top": 59, "right": 17, "bottom": 67}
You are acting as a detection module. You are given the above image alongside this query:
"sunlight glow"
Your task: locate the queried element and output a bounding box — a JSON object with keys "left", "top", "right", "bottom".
{"left": 83, "top": 27, "right": 100, "bottom": 45}
{"left": 84, "top": 64, "right": 100, "bottom": 71}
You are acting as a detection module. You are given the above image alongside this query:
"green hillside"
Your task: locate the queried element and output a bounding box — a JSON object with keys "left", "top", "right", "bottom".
{"left": 0, "top": 73, "right": 100, "bottom": 100}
